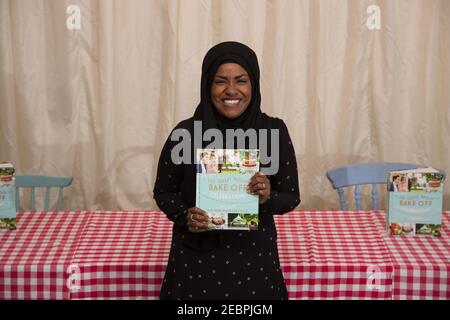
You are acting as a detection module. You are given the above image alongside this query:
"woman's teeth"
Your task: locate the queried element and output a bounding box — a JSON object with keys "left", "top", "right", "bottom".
{"left": 224, "top": 99, "right": 239, "bottom": 105}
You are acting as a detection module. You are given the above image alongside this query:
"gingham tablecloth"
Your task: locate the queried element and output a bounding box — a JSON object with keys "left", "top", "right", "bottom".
{"left": 373, "top": 212, "right": 450, "bottom": 300}
{"left": 275, "top": 211, "right": 393, "bottom": 299}
{"left": 70, "top": 211, "right": 170, "bottom": 299}
{"left": 0, "top": 211, "right": 90, "bottom": 299}
{"left": 1, "top": 210, "right": 449, "bottom": 300}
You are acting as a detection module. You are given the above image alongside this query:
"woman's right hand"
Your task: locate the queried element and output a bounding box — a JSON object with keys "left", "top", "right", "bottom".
{"left": 187, "top": 207, "right": 212, "bottom": 233}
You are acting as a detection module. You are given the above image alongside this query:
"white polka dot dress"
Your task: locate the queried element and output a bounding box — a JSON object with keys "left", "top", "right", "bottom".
{"left": 153, "top": 117, "right": 300, "bottom": 300}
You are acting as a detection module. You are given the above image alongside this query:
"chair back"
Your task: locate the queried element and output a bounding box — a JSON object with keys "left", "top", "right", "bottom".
{"left": 15, "top": 175, "right": 73, "bottom": 211}
{"left": 326, "top": 163, "right": 425, "bottom": 210}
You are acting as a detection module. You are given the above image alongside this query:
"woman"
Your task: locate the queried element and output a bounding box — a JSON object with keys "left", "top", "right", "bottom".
{"left": 153, "top": 41, "right": 300, "bottom": 300}
{"left": 398, "top": 176, "right": 409, "bottom": 192}
{"left": 206, "top": 151, "right": 219, "bottom": 174}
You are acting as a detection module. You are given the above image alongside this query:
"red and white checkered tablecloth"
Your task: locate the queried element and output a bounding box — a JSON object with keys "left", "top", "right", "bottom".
{"left": 372, "top": 211, "right": 450, "bottom": 300}
{"left": 0, "top": 211, "right": 90, "bottom": 299}
{"left": 275, "top": 211, "right": 393, "bottom": 300}
{"left": 1, "top": 210, "right": 449, "bottom": 300}
{"left": 70, "top": 210, "right": 394, "bottom": 300}
{"left": 70, "top": 211, "right": 169, "bottom": 300}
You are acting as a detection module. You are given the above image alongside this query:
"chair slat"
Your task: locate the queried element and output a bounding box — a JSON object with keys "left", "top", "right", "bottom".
{"left": 354, "top": 185, "right": 362, "bottom": 210}
{"left": 30, "top": 187, "right": 36, "bottom": 211}
{"left": 337, "top": 188, "right": 347, "bottom": 210}
{"left": 371, "top": 184, "right": 379, "bottom": 210}
{"left": 56, "top": 187, "right": 64, "bottom": 210}
{"left": 44, "top": 187, "right": 51, "bottom": 211}
{"left": 15, "top": 187, "right": 20, "bottom": 211}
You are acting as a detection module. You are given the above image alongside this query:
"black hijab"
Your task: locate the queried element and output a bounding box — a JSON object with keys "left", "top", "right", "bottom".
{"left": 193, "top": 41, "right": 264, "bottom": 133}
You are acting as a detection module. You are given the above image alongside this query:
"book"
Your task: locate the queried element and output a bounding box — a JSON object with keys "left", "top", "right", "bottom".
{"left": 195, "top": 149, "right": 259, "bottom": 230}
{"left": 387, "top": 167, "right": 445, "bottom": 236}
{"left": 0, "top": 162, "right": 17, "bottom": 230}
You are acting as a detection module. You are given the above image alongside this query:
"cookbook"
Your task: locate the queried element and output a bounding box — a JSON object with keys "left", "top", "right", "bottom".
{"left": 387, "top": 167, "right": 444, "bottom": 236}
{"left": 0, "top": 162, "right": 16, "bottom": 230}
{"left": 195, "top": 149, "right": 259, "bottom": 230}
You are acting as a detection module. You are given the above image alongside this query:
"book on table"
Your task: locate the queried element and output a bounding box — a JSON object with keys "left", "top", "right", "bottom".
{"left": 195, "top": 149, "right": 259, "bottom": 230}
{"left": 387, "top": 167, "right": 445, "bottom": 236}
{"left": 0, "top": 162, "right": 16, "bottom": 230}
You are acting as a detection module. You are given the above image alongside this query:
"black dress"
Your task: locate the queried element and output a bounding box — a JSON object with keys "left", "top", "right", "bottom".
{"left": 153, "top": 114, "right": 300, "bottom": 300}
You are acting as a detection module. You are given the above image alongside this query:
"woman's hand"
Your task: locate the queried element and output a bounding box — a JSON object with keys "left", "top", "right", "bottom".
{"left": 187, "top": 207, "right": 212, "bottom": 233}
{"left": 247, "top": 172, "right": 271, "bottom": 204}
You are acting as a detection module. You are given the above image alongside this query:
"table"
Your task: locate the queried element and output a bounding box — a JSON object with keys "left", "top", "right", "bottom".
{"left": 1, "top": 211, "right": 449, "bottom": 300}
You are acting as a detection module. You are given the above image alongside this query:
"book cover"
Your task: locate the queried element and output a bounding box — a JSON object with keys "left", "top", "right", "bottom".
{"left": 387, "top": 167, "right": 445, "bottom": 236}
{"left": 196, "top": 149, "right": 259, "bottom": 230}
{"left": 0, "top": 162, "right": 16, "bottom": 230}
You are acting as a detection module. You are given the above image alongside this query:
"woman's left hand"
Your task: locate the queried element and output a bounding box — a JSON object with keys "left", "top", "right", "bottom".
{"left": 247, "top": 172, "right": 271, "bottom": 204}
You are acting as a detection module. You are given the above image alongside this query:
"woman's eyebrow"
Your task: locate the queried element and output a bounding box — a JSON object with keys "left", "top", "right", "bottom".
{"left": 214, "top": 74, "right": 249, "bottom": 79}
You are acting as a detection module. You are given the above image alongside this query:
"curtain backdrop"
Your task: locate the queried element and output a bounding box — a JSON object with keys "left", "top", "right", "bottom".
{"left": 1, "top": 0, "right": 449, "bottom": 210}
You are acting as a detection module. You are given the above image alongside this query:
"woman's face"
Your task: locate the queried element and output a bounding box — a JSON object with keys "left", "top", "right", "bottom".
{"left": 210, "top": 63, "right": 252, "bottom": 119}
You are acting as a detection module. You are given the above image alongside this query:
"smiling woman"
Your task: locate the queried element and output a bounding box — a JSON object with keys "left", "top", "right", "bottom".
{"left": 153, "top": 41, "right": 300, "bottom": 300}
{"left": 210, "top": 63, "right": 252, "bottom": 120}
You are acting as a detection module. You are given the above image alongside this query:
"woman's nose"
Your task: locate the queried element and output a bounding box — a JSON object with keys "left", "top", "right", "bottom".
{"left": 224, "top": 83, "right": 238, "bottom": 95}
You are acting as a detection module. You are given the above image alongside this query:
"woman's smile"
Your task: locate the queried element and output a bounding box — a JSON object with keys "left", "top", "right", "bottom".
{"left": 223, "top": 99, "right": 240, "bottom": 106}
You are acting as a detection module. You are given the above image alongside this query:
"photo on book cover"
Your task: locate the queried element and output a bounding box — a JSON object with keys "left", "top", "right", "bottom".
{"left": 196, "top": 149, "right": 259, "bottom": 175}
{"left": 388, "top": 171, "right": 444, "bottom": 193}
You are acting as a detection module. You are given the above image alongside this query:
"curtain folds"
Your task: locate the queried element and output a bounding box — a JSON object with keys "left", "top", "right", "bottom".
{"left": 1, "top": 0, "right": 449, "bottom": 210}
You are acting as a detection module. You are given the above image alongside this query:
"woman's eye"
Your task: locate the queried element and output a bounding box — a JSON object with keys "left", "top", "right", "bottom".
{"left": 236, "top": 77, "right": 249, "bottom": 84}
{"left": 214, "top": 79, "right": 226, "bottom": 84}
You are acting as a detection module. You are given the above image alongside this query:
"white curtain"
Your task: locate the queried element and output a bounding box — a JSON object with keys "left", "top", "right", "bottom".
{"left": 1, "top": 0, "right": 449, "bottom": 210}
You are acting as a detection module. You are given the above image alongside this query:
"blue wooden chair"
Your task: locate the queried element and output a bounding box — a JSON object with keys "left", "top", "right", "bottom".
{"left": 326, "top": 163, "right": 426, "bottom": 210}
{"left": 15, "top": 175, "right": 73, "bottom": 211}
